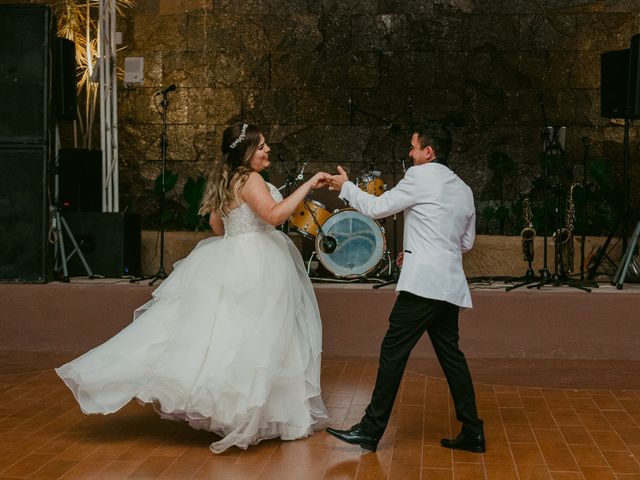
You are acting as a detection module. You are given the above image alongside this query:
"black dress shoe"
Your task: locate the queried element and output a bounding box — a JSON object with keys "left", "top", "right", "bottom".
{"left": 326, "top": 424, "right": 379, "bottom": 452}
{"left": 440, "top": 430, "right": 486, "bottom": 453}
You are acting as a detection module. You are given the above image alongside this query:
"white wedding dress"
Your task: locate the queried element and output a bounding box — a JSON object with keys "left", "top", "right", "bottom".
{"left": 56, "top": 183, "right": 329, "bottom": 453}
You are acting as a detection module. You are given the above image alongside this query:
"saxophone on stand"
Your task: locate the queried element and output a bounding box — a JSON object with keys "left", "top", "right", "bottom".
{"left": 554, "top": 183, "right": 580, "bottom": 278}
{"left": 520, "top": 198, "right": 536, "bottom": 281}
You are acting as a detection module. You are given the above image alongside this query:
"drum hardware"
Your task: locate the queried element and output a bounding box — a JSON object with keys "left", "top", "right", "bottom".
{"left": 278, "top": 154, "right": 337, "bottom": 253}
{"left": 355, "top": 171, "right": 386, "bottom": 197}
{"left": 309, "top": 209, "right": 388, "bottom": 279}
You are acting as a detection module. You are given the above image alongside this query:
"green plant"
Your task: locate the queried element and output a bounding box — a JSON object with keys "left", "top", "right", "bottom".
{"left": 153, "top": 169, "right": 209, "bottom": 231}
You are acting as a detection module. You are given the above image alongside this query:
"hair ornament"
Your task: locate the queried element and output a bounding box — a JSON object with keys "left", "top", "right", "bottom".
{"left": 229, "top": 123, "right": 248, "bottom": 149}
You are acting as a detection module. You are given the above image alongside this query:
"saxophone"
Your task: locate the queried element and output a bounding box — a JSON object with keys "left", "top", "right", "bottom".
{"left": 521, "top": 198, "right": 536, "bottom": 263}
{"left": 554, "top": 183, "right": 580, "bottom": 277}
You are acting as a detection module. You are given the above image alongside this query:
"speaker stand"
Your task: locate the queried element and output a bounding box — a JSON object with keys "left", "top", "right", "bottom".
{"left": 53, "top": 210, "right": 95, "bottom": 282}
{"left": 612, "top": 219, "right": 640, "bottom": 289}
{"left": 51, "top": 126, "right": 94, "bottom": 282}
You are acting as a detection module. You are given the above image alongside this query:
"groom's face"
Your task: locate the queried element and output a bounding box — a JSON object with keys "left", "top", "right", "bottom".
{"left": 409, "top": 133, "right": 434, "bottom": 166}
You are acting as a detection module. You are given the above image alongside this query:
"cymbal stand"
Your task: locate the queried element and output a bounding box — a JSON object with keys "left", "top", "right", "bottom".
{"left": 278, "top": 156, "right": 336, "bottom": 254}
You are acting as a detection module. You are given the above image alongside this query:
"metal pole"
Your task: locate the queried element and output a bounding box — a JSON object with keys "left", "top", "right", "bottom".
{"left": 111, "top": 0, "right": 119, "bottom": 212}
{"left": 98, "top": 0, "right": 106, "bottom": 212}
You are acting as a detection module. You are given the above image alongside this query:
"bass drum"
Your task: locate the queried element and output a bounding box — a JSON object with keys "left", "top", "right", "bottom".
{"left": 315, "top": 209, "right": 386, "bottom": 279}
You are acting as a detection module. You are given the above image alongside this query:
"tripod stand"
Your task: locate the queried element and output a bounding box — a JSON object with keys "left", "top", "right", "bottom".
{"left": 51, "top": 127, "right": 94, "bottom": 282}
{"left": 516, "top": 95, "right": 588, "bottom": 292}
{"left": 527, "top": 133, "right": 591, "bottom": 292}
{"left": 612, "top": 219, "right": 640, "bottom": 289}
{"left": 131, "top": 86, "right": 175, "bottom": 285}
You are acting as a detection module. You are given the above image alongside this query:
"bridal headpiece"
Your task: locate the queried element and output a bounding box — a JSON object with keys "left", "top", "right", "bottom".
{"left": 229, "top": 123, "right": 248, "bottom": 149}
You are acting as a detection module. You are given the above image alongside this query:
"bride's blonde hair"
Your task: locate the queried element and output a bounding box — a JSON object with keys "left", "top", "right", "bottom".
{"left": 199, "top": 123, "right": 261, "bottom": 216}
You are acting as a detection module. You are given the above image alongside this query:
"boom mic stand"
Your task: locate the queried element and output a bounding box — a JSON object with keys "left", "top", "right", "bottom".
{"left": 131, "top": 85, "right": 176, "bottom": 285}
{"left": 577, "top": 138, "right": 598, "bottom": 288}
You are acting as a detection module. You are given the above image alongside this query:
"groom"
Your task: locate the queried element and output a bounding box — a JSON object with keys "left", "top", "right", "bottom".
{"left": 325, "top": 121, "right": 485, "bottom": 453}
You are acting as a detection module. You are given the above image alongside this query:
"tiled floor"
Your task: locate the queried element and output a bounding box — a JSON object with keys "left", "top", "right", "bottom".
{"left": 1, "top": 353, "right": 639, "bottom": 479}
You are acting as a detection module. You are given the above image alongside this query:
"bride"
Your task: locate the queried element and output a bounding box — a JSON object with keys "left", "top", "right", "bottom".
{"left": 56, "top": 122, "right": 331, "bottom": 453}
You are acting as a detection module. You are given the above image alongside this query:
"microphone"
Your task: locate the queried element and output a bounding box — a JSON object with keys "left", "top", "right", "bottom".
{"left": 320, "top": 234, "right": 338, "bottom": 254}
{"left": 155, "top": 84, "right": 176, "bottom": 96}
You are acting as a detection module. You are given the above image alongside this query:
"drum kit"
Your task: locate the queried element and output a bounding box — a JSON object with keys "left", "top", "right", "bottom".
{"left": 287, "top": 170, "right": 393, "bottom": 280}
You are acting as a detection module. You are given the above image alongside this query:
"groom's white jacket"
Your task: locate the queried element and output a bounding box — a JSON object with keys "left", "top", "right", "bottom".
{"left": 339, "top": 162, "right": 475, "bottom": 309}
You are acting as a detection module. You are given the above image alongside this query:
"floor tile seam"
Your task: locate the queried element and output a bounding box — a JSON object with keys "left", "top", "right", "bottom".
{"left": 252, "top": 440, "right": 278, "bottom": 480}
{"left": 418, "top": 375, "right": 427, "bottom": 480}
{"left": 0, "top": 453, "right": 55, "bottom": 478}
{"left": 506, "top": 403, "right": 547, "bottom": 479}
{"left": 597, "top": 449, "right": 640, "bottom": 475}
{"left": 599, "top": 414, "right": 640, "bottom": 461}
{"left": 8, "top": 403, "right": 73, "bottom": 437}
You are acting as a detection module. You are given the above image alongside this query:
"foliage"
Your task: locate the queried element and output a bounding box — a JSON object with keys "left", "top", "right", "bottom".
{"left": 152, "top": 169, "right": 273, "bottom": 231}
{"left": 52, "top": 0, "right": 135, "bottom": 148}
{"left": 154, "top": 170, "right": 209, "bottom": 231}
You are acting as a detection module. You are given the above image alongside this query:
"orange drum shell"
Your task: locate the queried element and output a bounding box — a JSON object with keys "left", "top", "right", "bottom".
{"left": 289, "top": 200, "right": 331, "bottom": 238}
{"left": 358, "top": 177, "right": 385, "bottom": 196}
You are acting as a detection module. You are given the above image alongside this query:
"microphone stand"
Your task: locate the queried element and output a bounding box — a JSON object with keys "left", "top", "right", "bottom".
{"left": 577, "top": 138, "right": 598, "bottom": 288}
{"left": 373, "top": 126, "right": 404, "bottom": 289}
{"left": 131, "top": 89, "right": 173, "bottom": 285}
{"left": 528, "top": 96, "right": 589, "bottom": 292}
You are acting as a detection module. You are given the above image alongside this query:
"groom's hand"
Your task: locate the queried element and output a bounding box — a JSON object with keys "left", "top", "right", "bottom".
{"left": 328, "top": 166, "right": 349, "bottom": 191}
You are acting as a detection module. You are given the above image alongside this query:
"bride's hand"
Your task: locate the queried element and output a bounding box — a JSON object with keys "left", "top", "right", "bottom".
{"left": 307, "top": 172, "right": 331, "bottom": 190}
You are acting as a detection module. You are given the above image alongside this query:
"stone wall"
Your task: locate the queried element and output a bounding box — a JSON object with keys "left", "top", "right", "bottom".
{"left": 19, "top": 0, "right": 640, "bottom": 232}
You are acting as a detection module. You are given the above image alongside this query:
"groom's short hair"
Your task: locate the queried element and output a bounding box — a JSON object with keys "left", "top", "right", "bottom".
{"left": 414, "top": 121, "right": 452, "bottom": 161}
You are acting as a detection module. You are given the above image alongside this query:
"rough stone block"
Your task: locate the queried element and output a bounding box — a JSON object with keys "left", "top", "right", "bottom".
{"left": 159, "top": 0, "right": 212, "bottom": 15}
{"left": 462, "top": 14, "right": 520, "bottom": 51}
{"left": 187, "top": 87, "right": 243, "bottom": 125}
{"left": 242, "top": 88, "right": 297, "bottom": 124}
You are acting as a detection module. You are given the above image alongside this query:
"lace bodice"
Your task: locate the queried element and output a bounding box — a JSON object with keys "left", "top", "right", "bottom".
{"left": 223, "top": 182, "right": 283, "bottom": 236}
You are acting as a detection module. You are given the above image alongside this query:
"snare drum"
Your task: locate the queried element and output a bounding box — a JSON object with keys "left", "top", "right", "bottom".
{"left": 356, "top": 172, "right": 386, "bottom": 196}
{"left": 315, "top": 209, "right": 386, "bottom": 278}
{"left": 289, "top": 200, "right": 331, "bottom": 239}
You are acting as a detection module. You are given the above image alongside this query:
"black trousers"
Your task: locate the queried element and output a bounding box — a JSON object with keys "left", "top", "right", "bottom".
{"left": 359, "top": 291, "right": 483, "bottom": 438}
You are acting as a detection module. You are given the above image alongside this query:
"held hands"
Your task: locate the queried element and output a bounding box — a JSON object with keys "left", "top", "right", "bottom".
{"left": 328, "top": 166, "right": 349, "bottom": 191}
{"left": 307, "top": 172, "right": 332, "bottom": 190}
{"left": 396, "top": 251, "right": 404, "bottom": 268}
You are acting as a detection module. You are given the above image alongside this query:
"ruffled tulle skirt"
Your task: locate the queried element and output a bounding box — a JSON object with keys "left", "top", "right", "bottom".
{"left": 56, "top": 229, "right": 329, "bottom": 453}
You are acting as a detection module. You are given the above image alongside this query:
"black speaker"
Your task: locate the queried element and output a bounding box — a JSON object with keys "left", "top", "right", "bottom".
{"left": 601, "top": 35, "right": 640, "bottom": 119}
{"left": 628, "top": 34, "right": 640, "bottom": 118}
{"left": 0, "top": 145, "right": 50, "bottom": 283}
{"left": 601, "top": 49, "right": 631, "bottom": 119}
{"left": 54, "top": 37, "right": 77, "bottom": 121}
{"left": 0, "top": 5, "right": 55, "bottom": 143}
{"left": 58, "top": 148, "right": 102, "bottom": 212}
{"left": 61, "top": 212, "right": 141, "bottom": 278}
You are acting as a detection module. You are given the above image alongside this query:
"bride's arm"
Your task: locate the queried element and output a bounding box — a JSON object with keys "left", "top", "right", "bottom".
{"left": 241, "top": 171, "right": 329, "bottom": 226}
{"left": 209, "top": 211, "right": 225, "bottom": 236}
